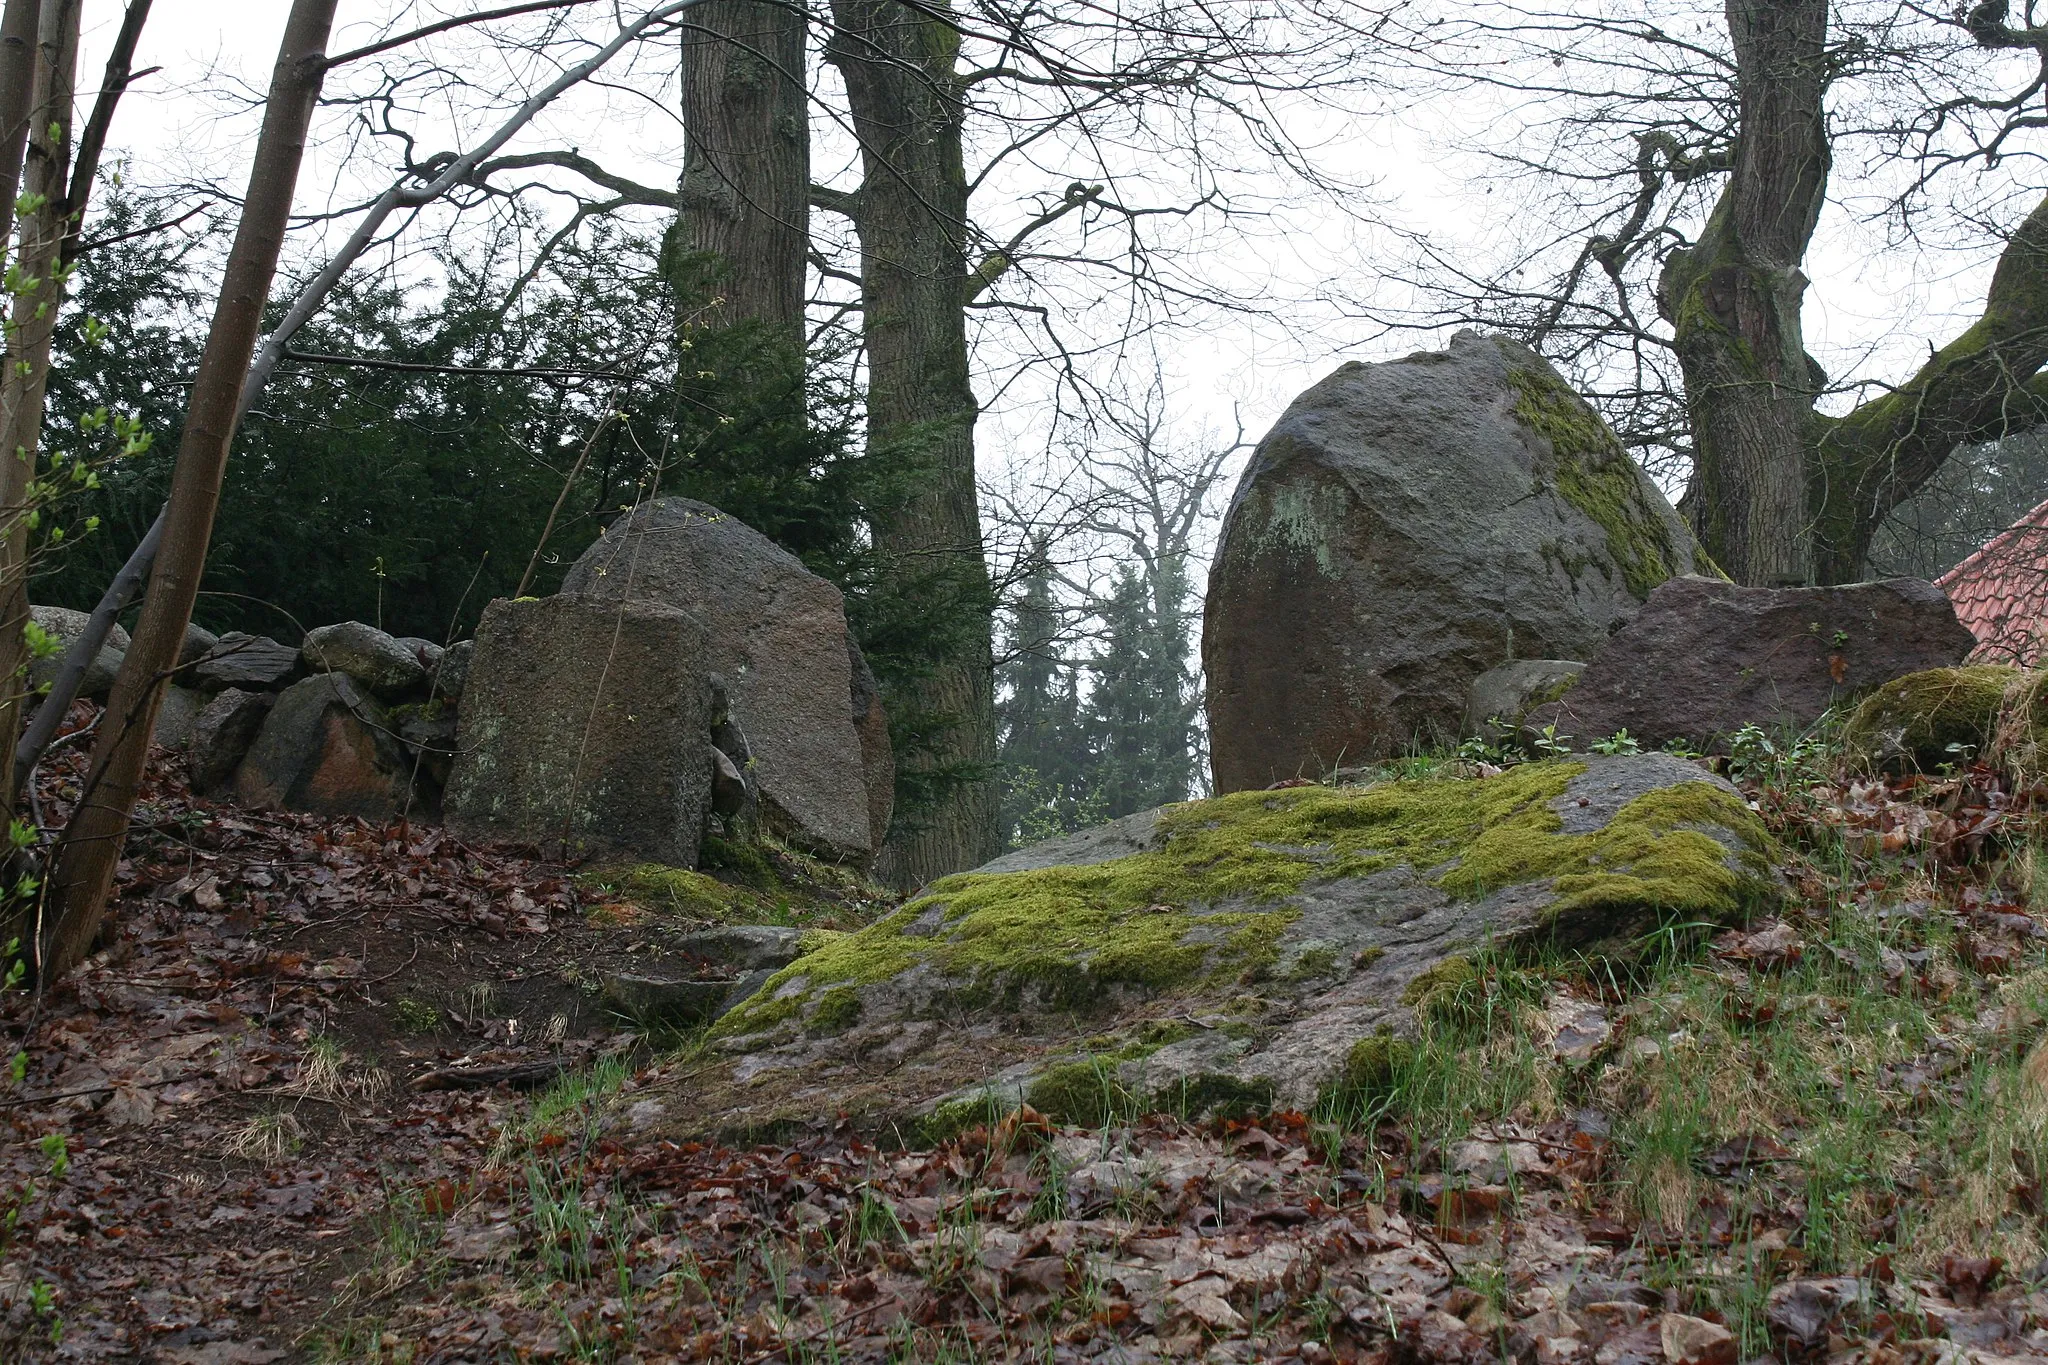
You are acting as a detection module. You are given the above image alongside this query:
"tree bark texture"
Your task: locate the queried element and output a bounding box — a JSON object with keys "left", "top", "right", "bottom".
{"left": 827, "top": 0, "right": 999, "bottom": 887}
{"left": 1658, "top": 0, "right": 1828, "bottom": 587}
{"left": 0, "top": 0, "right": 45, "bottom": 265}
{"left": 41, "top": 0, "right": 340, "bottom": 978}
{"left": 0, "top": 0, "right": 73, "bottom": 830}
{"left": 678, "top": 0, "right": 808, "bottom": 337}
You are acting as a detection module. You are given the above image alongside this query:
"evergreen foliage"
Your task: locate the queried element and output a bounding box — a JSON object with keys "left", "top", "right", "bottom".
{"left": 996, "top": 549, "right": 1203, "bottom": 849}
{"left": 36, "top": 204, "right": 679, "bottom": 642}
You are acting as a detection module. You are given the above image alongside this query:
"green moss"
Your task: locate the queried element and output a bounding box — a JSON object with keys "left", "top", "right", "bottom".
{"left": 1283, "top": 946, "right": 1339, "bottom": 982}
{"left": 386, "top": 697, "right": 450, "bottom": 726}
{"left": 714, "top": 761, "right": 1776, "bottom": 1039}
{"left": 1154, "top": 1073, "right": 1275, "bottom": 1122}
{"left": 808, "top": 986, "right": 863, "bottom": 1037}
{"left": 1692, "top": 545, "right": 1731, "bottom": 581}
{"left": 1842, "top": 666, "right": 2035, "bottom": 773}
{"left": 1506, "top": 362, "right": 1679, "bottom": 601}
{"left": 1401, "top": 956, "right": 1478, "bottom": 1014}
{"left": 1340, "top": 1032, "right": 1413, "bottom": 1097}
{"left": 699, "top": 835, "right": 780, "bottom": 893}
{"left": 1024, "top": 1057, "right": 1138, "bottom": 1129}
{"left": 797, "top": 928, "right": 846, "bottom": 956}
{"left": 612, "top": 865, "right": 758, "bottom": 921}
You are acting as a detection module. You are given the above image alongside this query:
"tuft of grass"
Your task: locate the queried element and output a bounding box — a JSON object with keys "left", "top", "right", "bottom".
{"left": 222, "top": 1109, "right": 303, "bottom": 1165}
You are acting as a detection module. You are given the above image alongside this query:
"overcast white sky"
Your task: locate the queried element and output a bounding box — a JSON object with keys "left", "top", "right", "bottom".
{"left": 77, "top": 1, "right": 2007, "bottom": 524}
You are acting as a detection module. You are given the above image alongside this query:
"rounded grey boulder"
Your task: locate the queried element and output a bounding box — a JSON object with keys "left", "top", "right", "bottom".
{"left": 1203, "top": 332, "right": 1699, "bottom": 792}
{"left": 303, "top": 621, "right": 428, "bottom": 699}
{"left": 28, "top": 604, "right": 130, "bottom": 699}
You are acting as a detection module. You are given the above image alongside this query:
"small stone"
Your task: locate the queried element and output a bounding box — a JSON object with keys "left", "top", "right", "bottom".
{"left": 444, "top": 595, "right": 712, "bottom": 867}
{"left": 1526, "top": 575, "right": 1974, "bottom": 750}
{"left": 394, "top": 636, "right": 445, "bottom": 672}
{"left": 601, "top": 972, "right": 742, "bottom": 1028}
{"left": 562, "top": 497, "right": 880, "bottom": 863}
{"left": 1466, "top": 659, "right": 1585, "bottom": 740}
{"left": 177, "top": 621, "right": 220, "bottom": 670}
{"left": 710, "top": 744, "right": 747, "bottom": 818}
{"left": 1658, "top": 1312, "right": 1736, "bottom": 1365}
{"left": 303, "top": 621, "right": 429, "bottom": 699}
{"left": 1550, "top": 998, "right": 1613, "bottom": 1063}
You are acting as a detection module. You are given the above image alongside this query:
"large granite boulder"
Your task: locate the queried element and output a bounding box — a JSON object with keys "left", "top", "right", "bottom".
{"left": 561, "top": 498, "right": 881, "bottom": 863}
{"left": 151, "top": 685, "right": 207, "bottom": 751}
{"left": 1524, "top": 576, "right": 1977, "bottom": 750}
{"left": 445, "top": 595, "right": 714, "bottom": 867}
{"left": 187, "top": 689, "right": 274, "bottom": 796}
{"left": 1203, "top": 332, "right": 1700, "bottom": 792}
{"left": 654, "top": 754, "right": 1777, "bottom": 1139}
{"left": 27, "top": 605, "right": 129, "bottom": 699}
{"left": 234, "top": 674, "right": 420, "bottom": 819}
{"left": 303, "top": 621, "right": 428, "bottom": 699}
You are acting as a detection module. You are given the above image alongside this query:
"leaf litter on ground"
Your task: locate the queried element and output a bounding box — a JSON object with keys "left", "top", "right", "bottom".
{"left": 6, "top": 721, "right": 2048, "bottom": 1359}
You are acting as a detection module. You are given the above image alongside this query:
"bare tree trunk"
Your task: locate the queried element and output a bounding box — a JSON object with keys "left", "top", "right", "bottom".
{"left": 677, "top": 0, "right": 807, "bottom": 337}
{"left": 0, "top": 0, "right": 73, "bottom": 831}
{"left": 828, "top": 0, "right": 998, "bottom": 886}
{"left": 60, "top": 0, "right": 151, "bottom": 271}
{"left": 1657, "top": 0, "right": 1828, "bottom": 587}
{"left": 0, "top": 0, "right": 44, "bottom": 264}
{"left": 39, "top": 0, "right": 340, "bottom": 979}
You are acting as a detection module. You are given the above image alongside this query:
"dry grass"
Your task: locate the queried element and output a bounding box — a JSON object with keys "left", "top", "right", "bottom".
{"left": 221, "top": 1109, "right": 304, "bottom": 1165}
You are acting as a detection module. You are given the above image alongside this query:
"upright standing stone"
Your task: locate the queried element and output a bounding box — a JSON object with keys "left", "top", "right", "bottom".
{"left": 445, "top": 595, "right": 714, "bottom": 867}
{"left": 1203, "top": 332, "right": 1699, "bottom": 792}
{"left": 561, "top": 498, "right": 880, "bottom": 863}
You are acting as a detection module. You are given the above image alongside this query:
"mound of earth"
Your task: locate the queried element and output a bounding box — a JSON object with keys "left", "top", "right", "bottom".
{"left": 644, "top": 753, "right": 1780, "bottom": 1141}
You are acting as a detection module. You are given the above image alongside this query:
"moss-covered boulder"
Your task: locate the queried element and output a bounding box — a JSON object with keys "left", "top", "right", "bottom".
{"left": 1202, "top": 332, "right": 1699, "bottom": 791}
{"left": 1843, "top": 665, "right": 2045, "bottom": 772}
{"left": 643, "top": 754, "right": 1777, "bottom": 1139}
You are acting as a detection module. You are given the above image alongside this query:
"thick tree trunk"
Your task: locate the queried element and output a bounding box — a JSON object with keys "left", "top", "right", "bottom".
{"left": 0, "top": 0, "right": 44, "bottom": 263}
{"left": 1658, "top": 0, "right": 1829, "bottom": 587}
{"left": 677, "top": 0, "right": 808, "bottom": 337}
{"left": 40, "top": 0, "right": 339, "bottom": 979}
{"left": 828, "top": 0, "right": 999, "bottom": 886}
{"left": 0, "top": 0, "right": 73, "bottom": 829}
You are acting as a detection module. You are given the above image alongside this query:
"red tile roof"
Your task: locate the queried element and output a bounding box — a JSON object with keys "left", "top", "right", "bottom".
{"left": 1937, "top": 494, "right": 2048, "bottom": 666}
